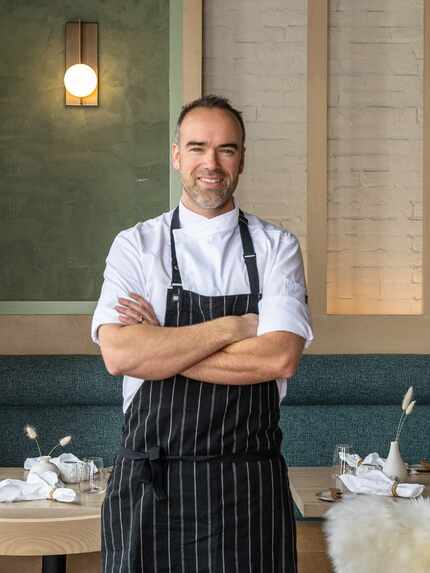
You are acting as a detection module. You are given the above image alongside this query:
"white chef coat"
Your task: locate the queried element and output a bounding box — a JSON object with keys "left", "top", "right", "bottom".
{"left": 92, "top": 200, "right": 313, "bottom": 412}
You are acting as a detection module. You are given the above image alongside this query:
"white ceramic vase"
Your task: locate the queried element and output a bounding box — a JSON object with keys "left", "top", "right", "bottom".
{"left": 382, "top": 440, "right": 408, "bottom": 482}
{"left": 29, "top": 456, "right": 60, "bottom": 476}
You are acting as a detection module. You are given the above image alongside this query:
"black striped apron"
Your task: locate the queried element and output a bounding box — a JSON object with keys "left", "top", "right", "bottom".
{"left": 101, "top": 207, "right": 297, "bottom": 573}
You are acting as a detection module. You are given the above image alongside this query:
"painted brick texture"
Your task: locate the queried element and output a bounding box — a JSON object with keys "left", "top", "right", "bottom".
{"left": 327, "top": 0, "right": 423, "bottom": 314}
{"left": 203, "top": 0, "right": 423, "bottom": 315}
{"left": 203, "top": 0, "right": 308, "bottom": 261}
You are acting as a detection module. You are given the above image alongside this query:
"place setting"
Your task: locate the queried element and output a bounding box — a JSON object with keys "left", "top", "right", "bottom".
{"left": 317, "top": 386, "right": 427, "bottom": 503}
{"left": 0, "top": 425, "right": 108, "bottom": 504}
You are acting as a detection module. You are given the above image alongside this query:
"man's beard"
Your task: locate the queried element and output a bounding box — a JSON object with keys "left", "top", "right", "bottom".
{"left": 182, "top": 174, "right": 238, "bottom": 210}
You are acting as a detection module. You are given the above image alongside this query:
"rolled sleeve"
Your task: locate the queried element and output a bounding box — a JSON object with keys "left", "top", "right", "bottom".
{"left": 257, "top": 294, "right": 313, "bottom": 348}
{"left": 257, "top": 232, "right": 314, "bottom": 349}
{"left": 91, "top": 228, "right": 148, "bottom": 345}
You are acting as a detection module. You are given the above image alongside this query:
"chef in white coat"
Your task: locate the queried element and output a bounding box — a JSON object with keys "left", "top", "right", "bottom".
{"left": 92, "top": 95, "right": 313, "bottom": 573}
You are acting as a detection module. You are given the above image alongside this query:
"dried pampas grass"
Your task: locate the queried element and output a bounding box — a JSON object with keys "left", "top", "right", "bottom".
{"left": 23, "top": 425, "right": 72, "bottom": 457}
{"left": 48, "top": 435, "right": 73, "bottom": 456}
{"left": 23, "top": 424, "right": 42, "bottom": 456}
{"left": 395, "top": 386, "right": 416, "bottom": 441}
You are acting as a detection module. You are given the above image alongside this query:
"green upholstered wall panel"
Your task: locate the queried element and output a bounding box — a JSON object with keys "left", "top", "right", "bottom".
{"left": 281, "top": 405, "right": 430, "bottom": 467}
{"left": 1, "top": 355, "right": 121, "bottom": 405}
{"left": 0, "top": 0, "right": 170, "bottom": 301}
{"left": 0, "top": 405, "right": 123, "bottom": 467}
{"left": 285, "top": 355, "right": 430, "bottom": 405}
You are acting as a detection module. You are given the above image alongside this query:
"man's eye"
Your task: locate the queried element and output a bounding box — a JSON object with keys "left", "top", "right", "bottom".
{"left": 221, "top": 148, "right": 235, "bottom": 155}
{"left": 190, "top": 147, "right": 204, "bottom": 152}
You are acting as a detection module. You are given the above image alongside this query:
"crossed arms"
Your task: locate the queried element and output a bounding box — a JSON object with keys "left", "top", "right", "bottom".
{"left": 98, "top": 313, "right": 305, "bottom": 385}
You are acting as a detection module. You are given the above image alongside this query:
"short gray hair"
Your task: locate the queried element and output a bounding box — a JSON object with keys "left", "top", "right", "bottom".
{"left": 175, "top": 95, "right": 246, "bottom": 144}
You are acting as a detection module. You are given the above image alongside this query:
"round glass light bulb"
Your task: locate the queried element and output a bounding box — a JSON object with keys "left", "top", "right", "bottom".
{"left": 64, "top": 64, "right": 97, "bottom": 98}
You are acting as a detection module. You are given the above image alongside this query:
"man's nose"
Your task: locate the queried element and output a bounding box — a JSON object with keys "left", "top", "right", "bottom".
{"left": 203, "top": 150, "right": 220, "bottom": 170}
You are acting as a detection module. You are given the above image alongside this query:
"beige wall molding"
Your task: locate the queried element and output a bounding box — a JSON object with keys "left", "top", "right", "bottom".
{"left": 307, "top": 0, "right": 429, "bottom": 354}
{"left": 0, "top": 316, "right": 96, "bottom": 355}
{"left": 307, "top": 0, "right": 328, "bottom": 319}
{"left": 3, "top": 1, "right": 203, "bottom": 355}
{"left": 182, "top": 0, "right": 202, "bottom": 106}
{"left": 424, "top": 0, "right": 430, "bottom": 315}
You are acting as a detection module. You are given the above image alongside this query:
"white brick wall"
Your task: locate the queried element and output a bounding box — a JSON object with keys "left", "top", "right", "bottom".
{"left": 327, "top": 0, "right": 423, "bottom": 314}
{"left": 203, "top": 0, "right": 308, "bottom": 260}
{"left": 203, "top": 0, "right": 423, "bottom": 315}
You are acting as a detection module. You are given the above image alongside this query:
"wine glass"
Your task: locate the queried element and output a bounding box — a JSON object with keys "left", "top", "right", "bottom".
{"left": 81, "top": 457, "right": 106, "bottom": 494}
{"left": 332, "top": 443, "right": 353, "bottom": 491}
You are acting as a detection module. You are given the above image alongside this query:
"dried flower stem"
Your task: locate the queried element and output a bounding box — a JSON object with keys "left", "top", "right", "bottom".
{"left": 395, "top": 413, "right": 405, "bottom": 441}
{"left": 34, "top": 438, "right": 42, "bottom": 457}
{"left": 48, "top": 444, "right": 60, "bottom": 457}
{"left": 394, "top": 387, "right": 414, "bottom": 442}
{"left": 24, "top": 425, "right": 42, "bottom": 457}
{"left": 395, "top": 400, "right": 416, "bottom": 441}
{"left": 47, "top": 435, "right": 72, "bottom": 457}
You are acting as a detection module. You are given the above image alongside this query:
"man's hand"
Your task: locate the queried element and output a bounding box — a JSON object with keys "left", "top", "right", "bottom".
{"left": 115, "top": 293, "right": 258, "bottom": 341}
{"left": 115, "top": 293, "right": 160, "bottom": 326}
{"left": 232, "top": 313, "right": 258, "bottom": 340}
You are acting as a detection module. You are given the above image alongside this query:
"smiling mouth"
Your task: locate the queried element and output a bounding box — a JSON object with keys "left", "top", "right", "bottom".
{"left": 198, "top": 176, "right": 224, "bottom": 185}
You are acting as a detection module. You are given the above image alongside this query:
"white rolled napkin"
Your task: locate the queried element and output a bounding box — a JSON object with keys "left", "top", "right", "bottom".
{"left": 340, "top": 451, "right": 385, "bottom": 473}
{"left": 25, "top": 453, "right": 93, "bottom": 483}
{"left": 339, "top": 469, "right": 424, "bottom": 498}
{"left": 0, "top": 470, "right": 77, "bottom": 503}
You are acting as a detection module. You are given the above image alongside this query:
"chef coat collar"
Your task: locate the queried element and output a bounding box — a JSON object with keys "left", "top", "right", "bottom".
{"left": 177, "top": 198, "right": 240, "bottom": 237}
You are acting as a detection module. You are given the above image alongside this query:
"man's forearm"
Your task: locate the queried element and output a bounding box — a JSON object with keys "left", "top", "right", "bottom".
{"left": 181, "top": 331, "right": 305, "bottom": 385}
{"left": 99, "top": 316, "right": 255, "bottom": 380}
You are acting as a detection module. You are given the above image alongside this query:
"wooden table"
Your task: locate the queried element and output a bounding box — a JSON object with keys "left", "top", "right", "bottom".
{"left": 289, "top": 466, "right": 430, "bottom": 573}
{"left": 0, "top": 467, "right": 104, "bottom": 573}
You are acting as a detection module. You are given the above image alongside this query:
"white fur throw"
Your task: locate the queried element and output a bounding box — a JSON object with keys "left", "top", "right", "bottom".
{"left": 324, "top": 495, "right": 430, "bottom": 573}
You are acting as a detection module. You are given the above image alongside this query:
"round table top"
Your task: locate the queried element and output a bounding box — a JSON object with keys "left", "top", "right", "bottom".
{"left": 0, "top": 467, "right": 105, "bottom": 556}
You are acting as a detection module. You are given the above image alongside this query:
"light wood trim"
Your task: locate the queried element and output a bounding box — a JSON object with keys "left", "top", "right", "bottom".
{"left": 0, "top": 316, "right": 98, "bottom": 355}
{"left": 298, "top": 551, "right": 333, "bottom": 573}
{"left": 0, "top": 556, "right": 42, "bottom": 573}
{"left": 296, "top": 523, "right": 333, "bottom": 573}
{"left": 67, "top": 552, "right": 101, "bottom": 573}
{"left": 297, "top": 522, "right": 328, "bottom": 553}
{"left": 424, "top": 0, "right": 430, "bottom": 314}
{"left": 289, "top": 467, "right": 333, "bottom": 519}
{"left": 307, "top": 0, "right": 328, "bottom": 318}
{"left": 182, "top": 0, "right": 202, "bottom": 104}
{"left": 307, "top": 315, "right": 430, "bottom": 354}
{"left": 0, "top": 518, "right": 101, "bottom": 556}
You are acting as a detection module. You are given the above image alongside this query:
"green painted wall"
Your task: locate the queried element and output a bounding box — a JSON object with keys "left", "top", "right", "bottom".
{"left": 0, "top": 0, "right": 170, "bottom": 301}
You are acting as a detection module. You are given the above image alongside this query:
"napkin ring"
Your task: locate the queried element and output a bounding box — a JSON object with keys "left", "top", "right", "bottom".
{"left": 391, "top": 480, "right": 399, "bottom": 497}
{"left": 47, "top": 487, "right": 56, "bottom": 500}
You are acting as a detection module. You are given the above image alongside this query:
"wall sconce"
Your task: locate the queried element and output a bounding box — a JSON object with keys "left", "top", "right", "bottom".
{"left": 64, "top": 21, "right": 98, "bottom": 106}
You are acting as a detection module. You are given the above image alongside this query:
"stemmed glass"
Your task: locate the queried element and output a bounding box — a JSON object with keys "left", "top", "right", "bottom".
{"left": 332, "top": 444, "right": 353, "bottom": 492}
{"left": 81, "top": 457, "right": 106, "bottom": 494}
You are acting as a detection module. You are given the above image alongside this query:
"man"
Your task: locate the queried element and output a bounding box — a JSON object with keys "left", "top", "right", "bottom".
{"left": 92, "top": 95, "right": 313, "bottom": 573}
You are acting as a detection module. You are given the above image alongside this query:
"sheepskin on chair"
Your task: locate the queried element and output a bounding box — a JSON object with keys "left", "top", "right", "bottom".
{"left": 323, "top": 495, "right": 430, "bottom": 573}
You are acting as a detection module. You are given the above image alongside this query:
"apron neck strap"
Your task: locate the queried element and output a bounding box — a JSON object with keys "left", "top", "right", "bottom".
{"left": 170, "top": 206, "right": 182, "bottom": 287}
{"left": 169, "top": 206, "right": 260, "bottom": 296}
{"left": 238, "top": 210, "right": 260, "bottom": 297}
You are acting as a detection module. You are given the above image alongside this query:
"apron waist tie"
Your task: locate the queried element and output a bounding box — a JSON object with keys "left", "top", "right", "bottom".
{"left": 117, "top": 446, "right": 281, "bottom": 501}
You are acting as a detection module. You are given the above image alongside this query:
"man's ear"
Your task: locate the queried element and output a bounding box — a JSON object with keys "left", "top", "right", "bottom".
{"left": 172, "top": 143, "right": 180, "bottom": 171}
{"left": 239, "top": 146, "right": 246, "bottom": 174}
